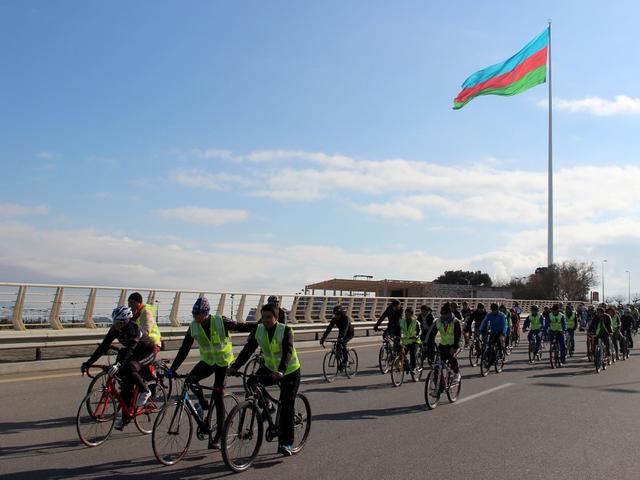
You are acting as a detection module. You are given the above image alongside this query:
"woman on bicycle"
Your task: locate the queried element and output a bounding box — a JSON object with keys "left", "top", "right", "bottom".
{"left": 523, "top": 305, "right": 544, "bottom": 356}
{"left": 165, "top": 296, "right": 254, "bottom": 449}
{"left": 230, "top": 303, "right": 301, "bottom": 457}
{"left": 319, "top": 304, "right": 354, "bottom": 369}
{"left": 81, "top": 306, "right": 156, "bottom": 430}
{"left": 426, "top": 303, "right": 462, "bottom": 383}
{"left": 400, "top": 307, "right": 421, "bottom": 372}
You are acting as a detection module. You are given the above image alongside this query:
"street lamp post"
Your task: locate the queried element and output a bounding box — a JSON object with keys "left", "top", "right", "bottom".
{"left": 602, "top": 259, "right": 607, "bottom": 302}
{"left": 626, "top": 270, "right": 631, "bottom": 304}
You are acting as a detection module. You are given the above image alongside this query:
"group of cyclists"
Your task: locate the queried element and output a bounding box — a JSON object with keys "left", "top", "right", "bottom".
{"left": 79, "top": 291, "right": 639, "bottom": 467}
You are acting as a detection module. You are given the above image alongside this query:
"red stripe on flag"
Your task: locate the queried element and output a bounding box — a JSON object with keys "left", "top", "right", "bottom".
{"left": 454, "top": 46, "right": 548, "bottom": 104}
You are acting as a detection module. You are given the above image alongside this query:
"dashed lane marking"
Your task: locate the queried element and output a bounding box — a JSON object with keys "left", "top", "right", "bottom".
{"left": 455, "top": 382, "right": 515, "bottom": 405}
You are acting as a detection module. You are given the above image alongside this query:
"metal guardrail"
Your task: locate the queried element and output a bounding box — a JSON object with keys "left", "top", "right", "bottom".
{"left": 0, "top": 282, "right": 580, "bottom": 332}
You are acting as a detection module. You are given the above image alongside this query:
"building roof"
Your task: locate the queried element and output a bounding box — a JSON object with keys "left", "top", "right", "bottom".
{"left": 305, "top": 278, "right": 431, "bottom": 292}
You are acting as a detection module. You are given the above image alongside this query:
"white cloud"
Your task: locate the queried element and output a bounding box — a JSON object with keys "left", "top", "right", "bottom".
{"left": 36, "top": 151, "right": 55, "bottom": 160}
{"left": 170, "top": 169, "right": 244, "bottom": 190}
{"left": 540, "top": 95, "right": 640, "bottom": 116}
{"left": 155, "top": 206, "right": 249, "bottom": 226}
{"left": 0, "top": 203, "right": 50, "bottom": 217}
{"left": 211, "top": 242, "right": 274, "bottom": 254}
{"left": 356, "top": 201, "right": 424, "bottom": 221}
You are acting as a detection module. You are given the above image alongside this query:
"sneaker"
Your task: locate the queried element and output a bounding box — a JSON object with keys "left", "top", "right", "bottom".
{"left": 278, "top": 444, "right": 294, "bottom": 457}
{"left": 114, "top": 416, "right": 131, "bottom": 431}
{"left": 453, "top": 372, "right": 461, "bottom": 384}
{"left": 135, "top": 390, "right": 152, "bottom": 408}
{"left": 208, "top": 436, "right": 221, "bottom": 450}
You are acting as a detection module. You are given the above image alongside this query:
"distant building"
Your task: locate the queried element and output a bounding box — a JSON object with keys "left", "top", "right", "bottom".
{"left": 304, "top": 278, "right": 513, "bottom": 299}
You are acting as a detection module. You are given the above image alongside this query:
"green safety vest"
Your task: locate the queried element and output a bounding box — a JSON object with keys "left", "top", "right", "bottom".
{"left": 255, "top": 322, "right": 300, "bottom": 375}
{"left": 549, "top": 313, "right": 564, "bottom": 332}
{"left": 400, "top": 317, "right": 421, "bottom": 345}
{"left": 436, "top": 319, "right": 455, "bottom": 346}
{"left": 565, "top": 312, "right": 576, "bottom": 329}
{"left": 611, "top": 314, "right": 620, "bottom": 330}
{"left": 137, "top": 304, "right": 162, "bottom": 347}
{"left": 190, "top": 315, "right": 234, "bottom": 367}
{"left": 529, "top": 314, "right": 542, "bottom": 331}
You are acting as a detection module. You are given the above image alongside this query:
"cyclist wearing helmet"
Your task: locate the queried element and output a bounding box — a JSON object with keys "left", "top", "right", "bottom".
{"left": 523, "top": 305, "right": 544, "bottom": 356}
{"left": 426, "top": 302, "right": 462, "bottom": 383}
{"left": 319, "top": 304, "right": 354, "bottom": 369}
{"left": 127, "top": 292, "right": 163, "bottom": 353}
{"left": 548, "top": 304, "right": 567, "bottom": 365}
{"left": 417, "top": 305, "right": 435, "bottom": 344}
{"left": 165, "top": 296, "right": 254, "bottom": 449}
{"left": 374, "top": 299, "right": 403, "bottom": 337}
{"left": 81, "top": 306, "right": 156, "bottom": 430}
{"left": 267, "top": 295, "right": 287, "bottom": 324}
{"left": 479, "top": 303, "right": 508, "bottom": 357}
{"left": 401, "top": 307, "right": 422, "bottom": 372}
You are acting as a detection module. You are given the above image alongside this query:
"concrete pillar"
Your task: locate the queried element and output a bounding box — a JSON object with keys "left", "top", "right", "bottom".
{"left": 216, "top": 294, "right": 226, "bottom": 317}
{"left": 318, "top": 297, "right": 328, "bottom": 323}
{"left": 358, "top": 298, "right": 367, "bottom": 322}
{"left": 83, "top": 288, "right": 97, "bottom": 328}
{"left": 347, "top": 297, "right": 355, "bottom": 319}
{"left": 236, "top": 294, "right": 247, "bottom": 323}
{"left": 169, "top": 292, "right": 181, "bottom": 327}
{"left": 50, "top": 287, "right": 64, "bottom": 330}
{"left": 289, "top": 296, "right": 299, "bottom": 324}
{"left": 147, "top": 290, "right": 156, "bottom": 305}
{"left": 118, "top": 289, "right": 127, "bottom": 306}
{"left": 304, "top": 296, "right": 313, "bottom": 323}
{"left": 11, "top": 285, "right": 26, "bottom": 331}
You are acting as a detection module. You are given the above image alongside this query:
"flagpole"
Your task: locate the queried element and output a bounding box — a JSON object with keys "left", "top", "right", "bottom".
{"left": 547, "top": 20, "right": 553, "bottom": 267}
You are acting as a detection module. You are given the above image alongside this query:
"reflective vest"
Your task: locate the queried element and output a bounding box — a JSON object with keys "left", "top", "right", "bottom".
{"left": 190, "top": 315, "right": 234, "bottom": 367}
{"left": 400, "top": 317, "right": 420, "bottom": 345}
{"left": 549, "top": 313, "right": 564, "bottom": 332}
{"left": 436, "top": 319, "right": 455, "bottom": 346}
{"left": 255, "top": 322, "right": 300, "bottom": 375}
{"left": 611, "top": 314, "right": 620, "bottom": 330}
{"left": 565, "top": 312, "right": 576, "bottom": 329}
{"left": 529, "top": 314, "right": 543, "bottom": 331}
{"left": 137, "top": 304, "right": 162, "bottom": 347}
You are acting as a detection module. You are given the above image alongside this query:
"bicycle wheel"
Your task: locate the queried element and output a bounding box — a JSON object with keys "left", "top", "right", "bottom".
{"left": 495, "top": 350, "right": 504, "bottom": 373}
{"left": 207, "top": 392, "right": 240, "bottom": 442}
{"left": 480, "top": 349, "right": 490, "bottom": 377}
{"left": 549, "top": 343, "right": 557, "bottom": 369}
{"left": 390, "top": 355, "right": 405, "bottom": 387}
{"left": 291, "top": 393, "right": 312, "bottom": 454}
{"left": 152, "top": 401, "right": 194, "bottom": 466}
{"left": 528, "top": 340, "right": 536, "bottom": 364}
{"left": 469, "top": 343, "right": 478, "bottom": 367}
{"left": 424, "top": 369, "right": 441, "bottom": 409}
{"left": 322, "top": 351, "right": 338, "bottom": 383}
{"left": 345, "top": 349, "right": 358, "bottom": 378}
{"left": 243, "top": 356, "right": 262, "bottom": 391}
{"left": 134, "top": 382, "right": 167, "bottom": 434}
{"left": 378, "top": 346, "right": 391, "bottom": 374}
{"left": 411, "top": 348, "right": 423, "bottom": 382}
{"left": 154, "top": 361, "right": 173, "bottom": 399}
{"left": 221, "top": 401, "right": 263, "bottom": 473}
{"left": 76, "top": 388, "right": 117, "bottom": 447}
{"left": 446, "top": 370, "right": 461, "bottom": 403}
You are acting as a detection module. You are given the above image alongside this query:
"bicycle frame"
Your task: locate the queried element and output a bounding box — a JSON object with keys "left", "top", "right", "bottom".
{"left": 87, "top": 367, "right": 145, "bottom": 419}
{"left": 166, "top": 375, "right": 218, "bottom": 435}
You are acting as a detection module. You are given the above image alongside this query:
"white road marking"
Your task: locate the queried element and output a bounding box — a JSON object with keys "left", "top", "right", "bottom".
{"left": 456, "top": 382, "right": 515, "bottom": 405}
{"left": 301, "top": 377, "right": 325, "bottom": 383}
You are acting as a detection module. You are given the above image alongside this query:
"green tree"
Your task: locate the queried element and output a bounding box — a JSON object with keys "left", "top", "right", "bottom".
{"left": 433, "top": 270, "right": 492, "bottom": 286}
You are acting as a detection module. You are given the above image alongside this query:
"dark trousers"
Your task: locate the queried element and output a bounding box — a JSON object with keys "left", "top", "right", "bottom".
{"left": 438, "top": 344, "right": 459, "bottom": 373}
{"left": 188, "top": 361, "right": 228, "bottom": 437}
{"left": 120, "top": 346, "right": 155, "bottom": 418}
{"left": 252, "top": 367, "right": 301, "bottom": 446}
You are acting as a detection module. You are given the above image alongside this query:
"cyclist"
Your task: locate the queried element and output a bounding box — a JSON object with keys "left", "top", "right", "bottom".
{"left": 479, "top": 303, "right": 508, "bottom": 359}
{"left": 165, "top": 296, "right": 254, "bottom": 449}
{"left": 461, "top": 302, "right": 472, "bottom": 348}
{"left": 522, "top": 305, "right": 544, "bottom": 357}
{"left": 267, "top": 295, "right": 287, "bottom": 324}
{"left": 607, "top": 306, "right": 623, "bottom": 359}
{"left": 565, "top": 304, "right": 577, "bottom": 355}
{"left": 374, "top": 299, "right": 403, "bottom": 356}
{"left": 426, "top": 302, "right": 462, "bottom": 383}
{"left": 128, "top": 292, "right": 163, "bottom": 354}
{"left": 547, "top": 304, "right": 567, "bottom": 365}
{"left": 417, "top": 305, "right": 435, "bottom": 344}
{"left": 509, "top": 307, "right": 521, "bottom": 345}
{"left": 81, "top": 306, "right": 156, "bottom": 430}
{"left": 400, "top": 307, "right": 421, "bottom": 372}
{"left": 589, "top": 306, "right": 613, "bottom": 359}
{"left": 320, "top": 304, "right": 354, "bottom": 369}
{"left": 230, "top": 303, "right": 301, "bottom": 457}
{"left": 499, "top": 304, "right": 512, "bottom": 354}
{"left": 621, "top": 308, "right": 635, "bottom": 349}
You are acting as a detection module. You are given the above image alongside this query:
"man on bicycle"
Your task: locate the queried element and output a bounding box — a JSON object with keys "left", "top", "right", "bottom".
{"left": 547, "top": 304, "right": 567, "bottom": 365}
{"left": 523, "top": 305, "right": 544, "bottom": 356}
{"left": 418, "top": 305, "right": 435, "bottom": 344}
{"left": 320, "top": 304, "right": 354, "bottom": 370}
{"left": 128, "top": 292, "right": 163, "bottom": 353}
{"left": 374, "top": 299, "right": 403, "bottom": 354}
{"left": 565, "top": 304, "right": 578, "bottom": 355}
{"left": 607, "top": 306, "right": 624, "bottom": 359}
{"left": 81, "top": 306, "right": 156, "bottom": 430}
{"left": 400, "top": 307, "right": 422, "bottom": 373}
{"left": 621, "top": 308, "right": 635, "bottom": 349}
{"left": 165, "top": 297, "right": 254, "bottom": 449}
{"left": 479, "top": 303, "right": 508, "bottom": 359}
{"left": 589, "top": 306, "right": 613, "bottom": 358}
{"left": 426, "top": 302, "right": 462, "bottom": 383}
{"left": 230, "top": 303, "right": 301, "bottom": 457}
{"left": 268, "top": 295, "right": 288, "bottom": 323}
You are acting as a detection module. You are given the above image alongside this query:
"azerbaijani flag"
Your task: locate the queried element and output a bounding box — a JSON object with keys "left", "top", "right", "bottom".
{"left": 453, "top": 28, "right": 549, "bottom": 110}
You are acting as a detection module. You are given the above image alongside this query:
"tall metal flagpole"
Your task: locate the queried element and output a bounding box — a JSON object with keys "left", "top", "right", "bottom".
{"left": 547, "top": 20, "right": 553, "bottom": 267}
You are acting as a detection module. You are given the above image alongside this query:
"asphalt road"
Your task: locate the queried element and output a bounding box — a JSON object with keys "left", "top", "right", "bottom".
{"left": 1, "top": 333, "right": 639, "bottom": 480}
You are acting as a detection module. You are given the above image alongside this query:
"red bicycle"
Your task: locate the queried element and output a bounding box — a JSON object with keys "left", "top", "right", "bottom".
{"left": 76, "top": 364, "right": 167, "bottom": 447}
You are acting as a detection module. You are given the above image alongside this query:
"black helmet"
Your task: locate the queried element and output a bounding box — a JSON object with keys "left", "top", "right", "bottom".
{"left": 405, "top": 307, "right": 414, "bottom": 315}
{"left": 267, "top": 295, "right": 279, "bottom": 304}
{"left": 333, "top": 304, "right": 344, "bottom": 315}
{"left": 390, "top": 299, "right": 400, "bottom": 307}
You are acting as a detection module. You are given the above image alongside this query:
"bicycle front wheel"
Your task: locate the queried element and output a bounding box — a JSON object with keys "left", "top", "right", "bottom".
{"left": 243, "top": 356, "right": 262, "bottom": 392}
{"left": 424, "top": 369, "right": 441, "bottom": 409}
{"left": 292, "top": 393, "right": 312, "bottom": 454}
{"left": 345, "top": 349, "right": 358, "bottom": 378}
{"left": 134, "top": 382, "right": 167, "bottom": 434}
{"left": 378, "top": 346, "right": 390, "bottom": 374}
{"left": 469, "top": 343, "right": 477, "bottom": 367}
{"left": 495, "top": 351, "right": 504, "bottom": 373}
{"left": 322, "top": 351, "right": 338, "bottom": 383}
{"left": 390, "top": 355, "right": 404, "bottom": 387}
{"left": 446, "top": 371, "right": 461, "bottom": 403}
{"left": 76, "top": 388, "right": 117, "bottom": 447}
{"left": 152, "top": 401, "right": 193, "bottom": 466}
{"left": 411, "top": 348, "right": 423, "bottom": 382}
{"left": 480, "top": 350, "right": 490, "bottom": 377}
{"left": 221, "top": 401, "right": 263, "bottom": 473}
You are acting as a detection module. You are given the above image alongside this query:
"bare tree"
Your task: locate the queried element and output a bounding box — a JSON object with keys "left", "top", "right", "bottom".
{"left": 606, "top": 295, "right": 625, "bottom": 305}
{"left": 632, "top": 292, "right": 640, "bottom": 303}
{"left": 557, "top": 261, "right": 597, "bottom": 301}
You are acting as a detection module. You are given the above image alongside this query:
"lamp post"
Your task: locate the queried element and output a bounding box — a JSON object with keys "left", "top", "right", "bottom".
{"left": 71, "top": 302, "right": 76, "bottom": 322}
{"left": 602, "top": 259, "right": 608, "bottom": 302}
{"left": 155, "top": 299, "right": 160, "bottom": 324}
{"left": 626, "top": 270, "right": 631, "bottom": 304}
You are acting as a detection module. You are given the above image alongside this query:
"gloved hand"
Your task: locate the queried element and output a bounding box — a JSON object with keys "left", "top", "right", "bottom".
{"left": 108, "top": 363, "right": 121, "bottom": 377}
{"left": 373, "top": 325, "right": 379, "bottom": 332}
{"left": 81, "top": 362, "right": 90, "bottom": 375}
{"left": 164, "top": 368, "right": 176, "bottom": 379}
{"left": 227, "top": 366, "right": 238, "bottom": 377}
{"left": 319, "top": 340, "right": 324, "bottom": 348}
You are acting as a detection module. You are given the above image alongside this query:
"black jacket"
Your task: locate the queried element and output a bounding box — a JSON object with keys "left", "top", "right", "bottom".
{"left": 87, "top": 322, "right": 153, "bottom": 365}
{"left": 233, "top": 322, "right": 294, "bottom": 374}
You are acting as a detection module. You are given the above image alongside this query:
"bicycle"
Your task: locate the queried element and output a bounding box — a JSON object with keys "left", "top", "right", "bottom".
{"left": 468, "top": 331, "right": 483, "bottom": 367}
{"left": 152, "top": 373, "right": 239, "bottom": 466}
{"left": 480, "top": 334, "right": 504, "bottom": 377}
{"left": 549, "top": 333, "right": 562, "bottom": 369}
{"left": 566, "top": 332, "right": 575, "bottom": 358}
{"left": 586, "top": 331, "right": 594, "bottom": 362}
{"left": 593, "top": 336, "right": 608, "bottom": 373}
{"left": 618, "top": 330, "right": 630, "bottom": 361}
{"left": 424, "top": 349, "right": 461, "bottom": 410}
{"left": 527, "top": 331, "right": 543, "bottom": 364}
{"left": 510, "top": 322, "right": 520, "bottom": 347}
{"left": 378, "top": 333, "right": 395, "bottom": 374}
{"left": 322, "top": 339, "right": 358, "bottom": 382}
{"left": 243, "top": 350, "right": 264, "bottom": 391}
{"left": 390, "top": 338, "right": 422, "bottom": 387}
{"left": 221, "top": 371, "right": 311, "bottom": 473}
{"left": 77, "top": 363, "right": 167, "bottom": 447}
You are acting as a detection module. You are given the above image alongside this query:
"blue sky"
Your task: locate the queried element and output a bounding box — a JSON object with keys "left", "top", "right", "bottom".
{"left": 1, "top": 1, "right": 639, "bottom": 298}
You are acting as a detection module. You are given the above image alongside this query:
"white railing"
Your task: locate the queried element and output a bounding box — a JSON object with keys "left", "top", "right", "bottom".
{"left": 0, "top": 282, "right": 584, "bottom": 332}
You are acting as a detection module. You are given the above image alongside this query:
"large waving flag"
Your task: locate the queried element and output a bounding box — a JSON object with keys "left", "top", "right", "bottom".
{"left": 453, "top": 28, "right": 549, "bottom": 110}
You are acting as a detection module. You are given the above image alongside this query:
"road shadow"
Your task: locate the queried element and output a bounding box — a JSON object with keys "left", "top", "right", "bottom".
{"left": 313, "top": 404, "right": 426, "bottom": 422}
{"left": 0, "top": 416, "right": 77, "bottom": 435}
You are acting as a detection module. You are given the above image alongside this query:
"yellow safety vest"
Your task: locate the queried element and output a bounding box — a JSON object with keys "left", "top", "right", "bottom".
{"left": 255, "top": 322, "right": 300, "bottom": 375}
{"left": 137, "top": 304, "right": 162, "bottom": 347}
{"left": 190, "top": 315, "right": 234, "bottom": 367}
